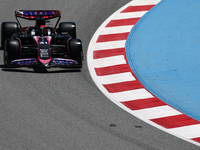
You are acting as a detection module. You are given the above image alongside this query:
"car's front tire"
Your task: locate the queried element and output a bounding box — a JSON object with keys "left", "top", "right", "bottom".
{"left": 68, "top": 39, "right": 83, "bottom": 66}
{"left": 4, "top": 39, "right": 20, "bottom": 67}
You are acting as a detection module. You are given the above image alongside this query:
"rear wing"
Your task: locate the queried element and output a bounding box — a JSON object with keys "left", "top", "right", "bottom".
{"left": 15, "top": 10, "right": 61, "bottom": 28}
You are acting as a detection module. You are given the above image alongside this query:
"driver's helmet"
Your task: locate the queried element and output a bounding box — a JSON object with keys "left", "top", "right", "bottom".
{"left": 36, "top": 17, "right": 46, "bottom": 26}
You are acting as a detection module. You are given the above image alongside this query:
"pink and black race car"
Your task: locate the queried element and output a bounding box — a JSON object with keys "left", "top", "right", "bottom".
{"left": 1, "top": 10, "right": 83, "bottom": 68}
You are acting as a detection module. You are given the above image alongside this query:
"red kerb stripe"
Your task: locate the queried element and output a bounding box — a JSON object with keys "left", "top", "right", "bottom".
{"left": 106, "top": 18, "right": 140, "bottom": 27}
{"left": 151, "top": 114, "right": 200, "bottom": 129}
{"left": 121, "top": 5, "right": 155, "bottom": 13}
{"left": 191, "top": 137, "right": 200, "bottom": 143}
{"left": 121, "top": 97, "right": 166, "bottom": 110}
{"left": 103, "top": 80, "right": 143, "bottom": 93}
{"left": 96, "top": 32, "right": 129, "bottom": 43}
{"left": 93, "top": 48, "right": 125, "bottom": 59}
{"left": 95, "top": 64, "right": 130, "bottom": 76}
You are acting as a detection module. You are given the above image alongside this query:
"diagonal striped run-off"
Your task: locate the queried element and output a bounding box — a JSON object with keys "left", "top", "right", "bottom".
{"left": 88, "top": 0, "right": 200, "bottom": 147}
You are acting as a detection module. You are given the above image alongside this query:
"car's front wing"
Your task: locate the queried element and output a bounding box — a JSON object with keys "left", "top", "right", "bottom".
{"left": 10, "top": 58, "right": 82, "bottom": 68}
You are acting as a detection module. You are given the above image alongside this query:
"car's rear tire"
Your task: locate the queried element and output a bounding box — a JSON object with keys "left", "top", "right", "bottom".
{"left": 68, "top": 39, "right": 83, "bottom": 65}
{"left": 1, "top": 22, "right": 18, "bottom": 48}
{"left": 59, "top": 22, "right": 76, "bottom": 39}
{"left": 4, "top": 39, "right": 20, "bottom": 67}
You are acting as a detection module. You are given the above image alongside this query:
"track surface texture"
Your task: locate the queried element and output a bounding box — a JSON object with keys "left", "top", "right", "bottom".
{"left": 0, "top": 0, "right": 199, "bottom": 150}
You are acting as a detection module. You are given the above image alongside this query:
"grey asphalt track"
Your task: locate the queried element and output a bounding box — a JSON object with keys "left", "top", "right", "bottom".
{"left": 0, "top": 0, "right": 199, "bottom": 149}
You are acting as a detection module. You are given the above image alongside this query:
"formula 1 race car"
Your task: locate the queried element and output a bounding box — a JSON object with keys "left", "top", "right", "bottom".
{"left": 1, "top": 10, "right": 83, "bottom": 68}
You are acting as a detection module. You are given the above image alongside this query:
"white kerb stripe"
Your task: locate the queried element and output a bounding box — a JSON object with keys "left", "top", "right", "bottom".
{"left": 169, "top": 124, "right": 200, "bottom": 139}
{"left": 97, "top": 72, "right": 136, "bottom": 84}
{"left": 133, "top": 105, "right": 182, "bottom": 120}
{"left": 93, "top": 55, "right": 126, "bottom": 68}
{"left": 101, "top": 25, "right": 133, "bottom": 35}
{"left": 130, "top": 0, "right": 161, "bottom": 6}
{"left": 94, "top": 40, "right": 126, "bottom": 50}
{"left": 112, "top": 88, "right": 154, "bottom": 102}
{"left": 113, "top": 11, "right": 147, "bottom": 20}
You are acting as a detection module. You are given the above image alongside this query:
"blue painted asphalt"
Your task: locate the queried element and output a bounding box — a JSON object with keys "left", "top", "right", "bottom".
{"left": 126, "top": 0, "right": 200, "bottom": 121}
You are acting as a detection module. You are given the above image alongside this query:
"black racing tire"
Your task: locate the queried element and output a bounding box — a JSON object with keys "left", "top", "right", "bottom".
{"left": 68, "top": 39, "right": 83, "bottom": 65}
{"left": 59, "top": 22, "right": 76, "bottom": 39}
{"left": 4, "top": 39, "right": 20, "bottom": 67}
{"left": 1, "top": 22, "right": 18, "bottom": 48}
